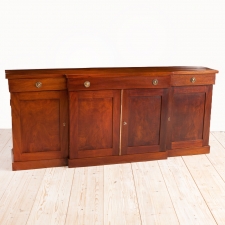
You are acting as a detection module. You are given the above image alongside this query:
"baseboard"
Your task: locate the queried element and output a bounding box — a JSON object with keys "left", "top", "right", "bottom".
{"left": 12, "top": 158, "right": 68, "bottom": 171}
{"left": 168, "top": 146, "right": 210, "bottom": 157}
{"left": 68, "top": 151, "right": 167, "bottom": 168}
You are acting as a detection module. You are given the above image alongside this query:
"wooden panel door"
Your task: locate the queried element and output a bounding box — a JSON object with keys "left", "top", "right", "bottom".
{"left": 69, "top": 90, "right": 120, "bottom": 159}
{"left": 121, "top": 89, "right": 168, "bottom": 155}
{"left": 11, "top": 91, "right": 68, "bottom": 161}
{"left": 167, "top": 85, "right": 213, "bottom": 150}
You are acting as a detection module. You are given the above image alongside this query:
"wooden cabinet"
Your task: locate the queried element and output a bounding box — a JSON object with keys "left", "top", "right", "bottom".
{"left": 6, "top": 67, "right": 218, "bottom": 170}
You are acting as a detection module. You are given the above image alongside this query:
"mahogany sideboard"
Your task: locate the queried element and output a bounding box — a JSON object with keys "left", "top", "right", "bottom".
{"left": 5, "top": 67, "right": 218, "bottom": 170}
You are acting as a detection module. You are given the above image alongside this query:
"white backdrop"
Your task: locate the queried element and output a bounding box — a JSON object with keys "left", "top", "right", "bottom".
{"left": 0, "top": 0, "right": 225, "bottom": 130}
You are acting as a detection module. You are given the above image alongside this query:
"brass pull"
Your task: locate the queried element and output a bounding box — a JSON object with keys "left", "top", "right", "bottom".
{"left": 152, "top": 79, "right": 158, "bottom": 85}
{"left": 123, "top": 122, "right": 127, "bottom": 125}
{"left": 190, "top": 77, "right": 196, "bottom": 83}
{"left": 35, "top": 82, "right": 42, "bottom": 88}
{"left": 84, "top": 81, "right": 90, "bottom": 88}
{"left": 63, "top": 123, "right": 66, "bottom": 126}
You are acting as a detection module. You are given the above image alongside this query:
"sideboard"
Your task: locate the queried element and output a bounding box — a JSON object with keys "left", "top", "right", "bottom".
{"left": 5, "top": 67, "right": 218, "bottom": 170}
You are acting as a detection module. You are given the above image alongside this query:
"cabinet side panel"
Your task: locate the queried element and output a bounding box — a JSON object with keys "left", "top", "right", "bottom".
{"left": 11, "top": 93, "right": 22, "bottom": 161}
{"left": 202, "top": 85, "right": 213, "bottom": 146}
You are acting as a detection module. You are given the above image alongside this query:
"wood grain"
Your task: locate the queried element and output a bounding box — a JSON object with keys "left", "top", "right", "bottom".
{"left": 172, "top": 91, "right": 205, "bottom": 142}
{"left": 11, "top": 91, "right": 68, "bottom": 162}
{"left": 183, "top": 150, "right": 225, "bottom": 224}
{"left": 1, "top": 131, "right": 225, "bottom": 225}
{"left": 0, "top": 169, "right": 46, "bottom": 225}
{"left": 132, "top": 161, "right": 179, "bottom": 225}
{"left": 168, "top": 146, "right": 210, "bottom": 157}
{"left": 104, "top": 163, "right": 141, "bottom": 225}
{"left": 6, "top": 67, "right": 218, "bottom": 170}
{"left": 171, "top": 139, "right": 203, "bottom": 149}
{"left": 8, "top": 77, "right": 66, "bottom": 92}
{"left": 159, "top": 157, "right": 217, "bottom": 225}
{"left": 121, "top": 89, "right": 167, "bottom": 155}
{"left": 0, "top": 137, "right": 13, "bottom": 171}
{"left": 12, "top": 158, "right": 68, "bottom": 171}
{"left": 69, "top": 151, "right": 167, "bottom": 168}
{"left": 69, "top": 90, "right": 120, "bottom": 159}
{"left": 26, "top": 167, "right": 74, "bottom": 225}
{"left": 211, "top": 131, "right": 225, "bottom": 149}
{"left": 67, "top": 76, "right": 170, "bottom": 91}
{"left": 0, "top": 129, "right": 11, "bottom": 153}
{"left": 171, "top": 74, "right": 215, "bottom": 86}
{"left": 6, "top": 66, "right": 218, "bottom": 79}
{"left": 65, "top": 166, "right": 103, "bottom": 225}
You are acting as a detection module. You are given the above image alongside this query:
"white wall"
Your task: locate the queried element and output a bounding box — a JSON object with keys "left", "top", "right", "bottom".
{"left": 0, "top": 0, "right": 225, "bottom": 130}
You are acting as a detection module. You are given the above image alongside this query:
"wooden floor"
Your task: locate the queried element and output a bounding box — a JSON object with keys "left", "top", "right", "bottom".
{"left": 1, "top": 131, "right": 225, "bottom": 224}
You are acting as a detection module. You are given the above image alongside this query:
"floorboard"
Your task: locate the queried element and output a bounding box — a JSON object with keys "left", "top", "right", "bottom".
{"left": 65, "top": 166, "right": 103, "bottom": 225}
{"left": 26, "top": 167, "right": 74, "bottom": 225}
{"left": 104, "top": 163, "right": 141, "bottom": 225}
{"left": 0, "top": 129, "right": 11, "bottom": 153}
{"left": 132, "top": 161, "right": 179, "bottom": 225}
{"left": 159, "top": 157, "right": 217, "bottom": 225}
{"left": 1, "top": 129, "right": 225, "bottom": 224}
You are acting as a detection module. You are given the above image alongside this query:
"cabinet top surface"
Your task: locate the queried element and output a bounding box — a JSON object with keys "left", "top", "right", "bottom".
{"left": 5, "top": 66, "right": 218, "bottom": 79}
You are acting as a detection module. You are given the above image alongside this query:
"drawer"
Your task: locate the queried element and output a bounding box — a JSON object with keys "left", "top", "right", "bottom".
{"left": 8, "top": 78, "right": 67, "bottom": 92}
{"left": 171, "top": 74, "right": 215, "bottom": 86}
{"left": 67, "top": 76, "right": 170, "bottom": 91}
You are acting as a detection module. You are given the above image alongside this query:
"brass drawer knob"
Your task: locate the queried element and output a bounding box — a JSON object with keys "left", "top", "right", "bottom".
{"left": 190, "top": 77, "right": 196, "bottom": 83}
{"left": 84, "top": 81, "right": 90, "bottom": 88}
{"left": 152, "top": 79, "right": 158, "bottom": 85}
{"left": 35, "top": 81, "right": 42, "bottom": 88}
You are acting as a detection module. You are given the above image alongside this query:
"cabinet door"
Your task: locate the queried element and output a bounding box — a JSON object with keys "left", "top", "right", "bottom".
{"left": 69, "top": 90, "right": 120, "bottom": 159}
{"left": 121, "top": 89, "right": 168, "bottom": 155}
{"left": 167, "top": 85, "right": 212, "bottom": 150}
{"left": 11, "top": 91, "right": 68, "bottom": 161}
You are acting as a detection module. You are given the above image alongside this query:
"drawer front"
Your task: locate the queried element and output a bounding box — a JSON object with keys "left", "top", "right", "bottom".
{"left": 67, "top": 76, "right": 170, "bottom": 91}
{"left": 171, "top": 74, "right": 215, "bottom": 86}
{"left": 8, "top": 78, "right": 67, "bottom": 92}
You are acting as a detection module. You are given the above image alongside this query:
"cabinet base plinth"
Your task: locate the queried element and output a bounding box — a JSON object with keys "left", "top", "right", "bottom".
{"left": 12, "top": 158, "right": 68, "bottom": 171}
{"left": 168, "top": 146, "right": 210, "bottom": 157}
{"left": 68, "top": 151, "right": 167, "bottom": 168}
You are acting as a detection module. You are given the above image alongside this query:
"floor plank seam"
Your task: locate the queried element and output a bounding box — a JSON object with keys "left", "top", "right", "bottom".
{"left": 181, "top": 155, "right": 219, "bottom": 225}
{"left": 210, "top": 131, "right": 225, "bottom": 149}
{"left": 63, "top": 167, "right": 76, "bottom": 225}
{"left": 0, "top": 172, "right": 15, "bottom": 203}
{"left": 204, "top": 152, "right": 225, "bottom": 187}
{"left": 24, "top": 168, "right": 47, "bottom": 225}
{"left": 157, "top": 160, "right": 181, "bottom": 225}
{"left": 206, "top": 132, "right": 225, "bottom": 184}
{"left": 130, "top": 163, "right": 143, "bottom": 225}
{"left": 0, "top": 135, "right": 11, "bottom": 155}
